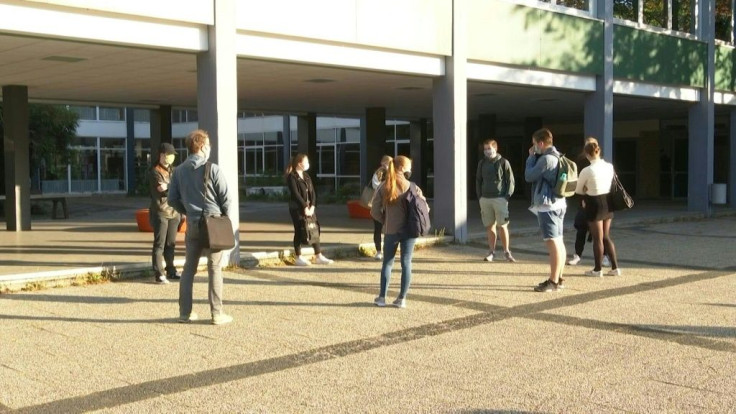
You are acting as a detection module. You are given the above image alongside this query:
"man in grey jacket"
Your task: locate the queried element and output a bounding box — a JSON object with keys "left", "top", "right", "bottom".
{"left": 168, "top": 129, "right": 234, "bottom": 325}
{"left": 476, "top": 139, "right": 516, "bottom": 262}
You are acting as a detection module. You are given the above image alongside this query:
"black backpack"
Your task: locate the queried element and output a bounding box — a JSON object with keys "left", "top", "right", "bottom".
{"left": 404, "top": 183, "right": 431, "bottom": 238}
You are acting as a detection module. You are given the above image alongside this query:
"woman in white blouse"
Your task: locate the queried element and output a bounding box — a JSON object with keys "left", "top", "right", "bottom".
{"left": 574, "top": 141, "right": 621, "bottom": 276}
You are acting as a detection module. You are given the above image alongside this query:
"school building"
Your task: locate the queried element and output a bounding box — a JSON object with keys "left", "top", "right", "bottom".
{"left": 1, "top": 0, "right": 735, "bottom": 247}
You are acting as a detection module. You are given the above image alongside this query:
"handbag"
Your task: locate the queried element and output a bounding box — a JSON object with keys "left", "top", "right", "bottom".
{"left": 300, "top": 214, "right": 320, "bottom": 244}
{"left": 360, "top": 185, "right": 375, "bottom": 208}
{"left": 608, "top": 173, "right": 634, "bottom": 212}
{"left": 199, "top": 162, "right": 235, "bottom": 251}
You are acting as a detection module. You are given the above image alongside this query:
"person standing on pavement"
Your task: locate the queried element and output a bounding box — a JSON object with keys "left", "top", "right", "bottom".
{"left": 168, "top": 129, "right": 234, "bottom": 325}
{"left": 370, "top": 155, "right": 425, "bottom": 308}
{"left": 525, "top": 128, "right": 567, "bottom": 293}
{"left": 575, "top": 140, "right": 621, "bottom": 277}
{"left": 568, "top": 137, "right": 611, "bottom": 267}
{"left": 285, "top": 153, "right": 334, "bottom": 267}
{"left": 476, "top": 139, "right": 516, "bottom": 263}
{"left": 370, "top": 155, "right": 392, "bottom": 261}
{"left": 149, "top": 143, "right": 182, "bottom": 284}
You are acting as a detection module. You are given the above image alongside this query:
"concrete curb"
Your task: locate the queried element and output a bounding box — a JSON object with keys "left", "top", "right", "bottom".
{"left": 0, "top": 235, "right": 451, "bottom": 293}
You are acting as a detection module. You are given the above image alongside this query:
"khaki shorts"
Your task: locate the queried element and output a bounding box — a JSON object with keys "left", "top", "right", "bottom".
{"left": 479, "top": 197, "right": 509, "bottom": 228}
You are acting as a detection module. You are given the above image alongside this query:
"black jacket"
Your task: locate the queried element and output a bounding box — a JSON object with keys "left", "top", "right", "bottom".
{"left": 286, "top": 171, "right": 316, "bottom": 214}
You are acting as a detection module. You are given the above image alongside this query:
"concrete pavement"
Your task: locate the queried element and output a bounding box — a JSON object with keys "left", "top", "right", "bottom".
{"left": 1, "top": 215, "right": 735, "bottom": 412}
{"left": 0, "top": 194, "right": 732, "bottom": 291}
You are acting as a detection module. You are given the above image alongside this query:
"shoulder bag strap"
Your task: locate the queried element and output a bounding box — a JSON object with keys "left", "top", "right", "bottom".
{"left": 202, "top": 161, "right": 212, "bottom": 215}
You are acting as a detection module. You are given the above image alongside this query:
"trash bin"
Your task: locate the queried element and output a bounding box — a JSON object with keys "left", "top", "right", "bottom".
{"left": 711, "top": 183, "right": 727, "bottom": 205}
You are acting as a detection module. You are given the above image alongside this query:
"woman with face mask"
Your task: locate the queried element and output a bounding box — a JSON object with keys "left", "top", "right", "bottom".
{"left": 285, "top": 153, "right": 334, "bottom": 266}
{"left": 370, "top": 155, "right": 393, "bottom": 260}
{"left": 369, "top": 155, "right": 425, "bottom": 308}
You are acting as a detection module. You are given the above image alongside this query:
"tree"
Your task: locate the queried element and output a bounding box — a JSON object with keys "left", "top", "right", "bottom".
{"left": 0, "top": 104, "right": 79, "bottom": 193}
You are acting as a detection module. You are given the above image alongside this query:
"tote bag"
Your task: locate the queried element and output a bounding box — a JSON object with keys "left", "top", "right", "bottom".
{"left": 608, "top": 173, "right": 634, "bottom": 212}
{"left": 200, "top": 162, "right": 235, "bottom": 251}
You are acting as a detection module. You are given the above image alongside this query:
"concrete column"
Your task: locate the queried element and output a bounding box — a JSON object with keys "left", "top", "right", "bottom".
{"left": 196, "top": 0, "right": 239, "bottom": 263}
{"left": 360, "top": 107, "right": 386, "bottom": 187}
{"left": 584, "top": 0, "right": 614, "bottom": 159}
{"left": 2, "top": 85, "right": 31, "bottom": 231}
{"left": 149, "top": 105, "right": 172, "bottom": 162}
{"left": 297, "top": 113, "right": 317, "bottom": 165}
{"left": 409, "top": 119, "right": 428, "bottom": 190}
{"left": 688, "top": 0, "right": 715, "bottom": 214}
{"left": 730, "top": 110, "right": 736, "bottom": 207}
{"left": 432, "top": 0, "right": 468, "bottom": 242}
{"left": 125, "top": 108, "right": 136, "bottom": 194}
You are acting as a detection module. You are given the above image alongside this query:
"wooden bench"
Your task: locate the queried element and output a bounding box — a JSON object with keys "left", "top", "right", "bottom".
{"left": 0, "top": 193, "right": 92, "bottom": 219}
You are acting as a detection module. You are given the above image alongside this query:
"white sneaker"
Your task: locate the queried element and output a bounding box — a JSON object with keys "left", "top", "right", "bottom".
{"left": 607, "top": 268, "right": 621, "bottom": 276}
{"left": 567, "top": 254, "right": 581, "bottom": 266}
{"left": 585, "top": 269, "right": 603, "bottom": 277}
{"left": 374, "top": 296, "right": 386, "bottom": 307}
{"left": 211, "top": 313, "right": 233, "bottom": 325}
{"left": 602, "top": 255, "right": 611, "bottom": 267}
{"left": 484, "top": 253, "right": 494, "bottom": 262}
{"left": 315, "top": 254, "right": 334, "bottom": 265}
{"left": 294, "top": 256, "right": 311, "bottom": 266}
{"left": 392, "top": 298, "right": 406, "bottom": 308}
{"left": 374, "top": 252, "right": 383, "bottom": 260}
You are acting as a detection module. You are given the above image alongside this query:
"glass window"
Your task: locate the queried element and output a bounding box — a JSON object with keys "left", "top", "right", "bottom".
{"left": 557, "top": 0, "right": 589, "bottom": 11}
{"left": 186, "top": 109, "right": 198, "bottom": 122}
{"left": 319, "top": 144, "right": 335, "bottom": 175}
{"left": 100, "top": 138, "right": 125, "bottom": 191}
{"left": 614, "top": 0, "right": 637, "bottom": 21}
{"left": 672, "top": 0, "right": 692, "bottom": 33}
{"left": 69, "top": 105, "right": 96, "bottom": 120}
{"left": 317, "top": 128, "right": 335, "bottom": 143}
{"left": 643, "top": 0, "right": 665, "bottom": 28}
{"left": 716, "top": 0, "right": 733, "bottom": 42}
{"left": 99, "top": 107, "right": 125, "bottom": 121}
{"left": 245, "top": 132, "right": 262, "bottom": 146}
{"left": 133, "top": 109, "right": 150, "bottom": 123}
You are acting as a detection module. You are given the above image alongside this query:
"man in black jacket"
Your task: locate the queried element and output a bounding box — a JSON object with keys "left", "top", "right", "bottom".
{"left": 476, "top": 139, "right": 516, "bottom": 262}
{"left": 149, "top": 143, "right": 182, "bottom": 284}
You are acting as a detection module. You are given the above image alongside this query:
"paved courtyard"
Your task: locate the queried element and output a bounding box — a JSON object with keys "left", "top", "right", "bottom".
{"left": 1, "top": 216, "right": 735, "bottom": 413}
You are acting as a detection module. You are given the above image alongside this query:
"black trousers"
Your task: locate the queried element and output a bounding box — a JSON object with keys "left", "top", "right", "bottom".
{"left": 289, "top": 208, "right": 321, "bottom": 256}
{"left": 151, "top": 212, "right": 181, "bottom": 277}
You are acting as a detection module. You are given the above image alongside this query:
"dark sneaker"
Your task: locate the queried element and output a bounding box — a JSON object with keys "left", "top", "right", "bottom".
{"left": 534, "top": 279, "right": 558, "bottom": 292}
{"left": 168, "top": 273, "right": 181, "bottom": 280}
{"left": 155, "top": 276, "right": 170, "bottom": 284}
{"left": 537, "top": 278, "right": 564, "bottom": 289}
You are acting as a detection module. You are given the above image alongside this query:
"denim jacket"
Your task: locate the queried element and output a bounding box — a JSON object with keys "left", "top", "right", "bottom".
{"left": 525, "top": 146, "right": 562, "bottom": 207}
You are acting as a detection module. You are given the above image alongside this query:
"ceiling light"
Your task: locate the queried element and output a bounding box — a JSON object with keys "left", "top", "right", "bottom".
{"left": 41, "top": 56, "right": 86, "bottom": 63}
{"left": 304, "top": 78, "right": 335, "bottom": 83}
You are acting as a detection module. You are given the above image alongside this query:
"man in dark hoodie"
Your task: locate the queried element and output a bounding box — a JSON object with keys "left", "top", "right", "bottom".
{"left": 476, "top": 139, "right": 516, "bottom": 263}
{"left": 168, "top": 129, "right": 234, "bottom": 326}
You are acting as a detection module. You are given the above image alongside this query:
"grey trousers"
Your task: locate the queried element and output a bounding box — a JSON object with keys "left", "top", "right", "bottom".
{"left": 179, "top": 222, "right": 225, "bottom": 318}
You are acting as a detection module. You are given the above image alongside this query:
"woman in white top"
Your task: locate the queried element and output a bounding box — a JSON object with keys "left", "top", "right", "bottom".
{"left": 574, "top": 141, "right": 621, "bottom": 276}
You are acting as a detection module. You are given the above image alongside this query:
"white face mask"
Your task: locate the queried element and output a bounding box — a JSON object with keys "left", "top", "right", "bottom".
{"left": 484, "top": 148, "right": 496, "bottom": 158}
{"left": 302, "top": 162, "right": 310, "bottom": 171}
{"left": 533, "top": 143, "right": 543, "bottom": 155}
{"left": 201, "top": 144, "right": 211, "bottom": 161}
{"left": 165, "top": 154, "right": 176, "bottom": 166}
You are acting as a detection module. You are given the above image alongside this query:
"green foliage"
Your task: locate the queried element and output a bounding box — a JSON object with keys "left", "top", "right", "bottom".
{"left": 29, "top": 105, "right": 79, "bottom": 179}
